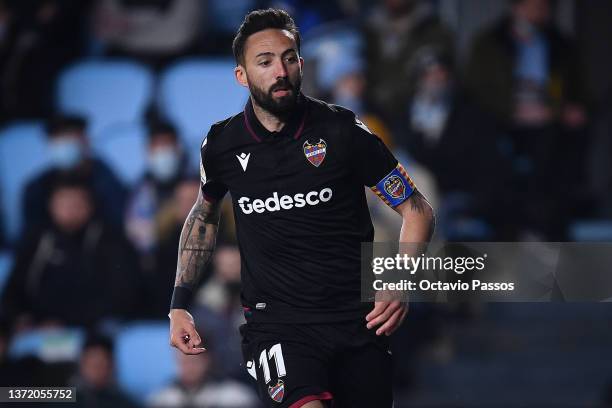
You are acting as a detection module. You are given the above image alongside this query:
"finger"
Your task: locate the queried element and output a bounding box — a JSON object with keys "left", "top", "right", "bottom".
{"left": 376, "top": 308, "right": 403, "bottom": 336}
{"left": 174, "top": 336, "right": 206, "bottom": 354}
{"left": 185, "top": 346, "right": 207, "bottom": 355}
{"left": 366, "top": 302, "right": 388, "bottom": 322}
{"left": 384, "top": 306, "right": 408, "bottom": 336}
{"left": 367, "top": 302, "right": 401, "bottom": 329}
{"left": 173, "top": 337, "right": 193, "bottom": 354}
{"left": 185, "top": 326, "right": 202, "bottom": 346}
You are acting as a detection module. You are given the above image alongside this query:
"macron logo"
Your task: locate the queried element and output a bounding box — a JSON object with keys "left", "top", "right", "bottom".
{"left": 236, "top": 152, "right": 250, "bottom": 171}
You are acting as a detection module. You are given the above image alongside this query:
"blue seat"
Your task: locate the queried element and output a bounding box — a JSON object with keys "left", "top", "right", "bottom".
{"left": 57, "top": 60, "right": 154, "bottom": 136}
{"left": 301, "top": 23, "right": 363, "bottom": 91}
{"left": 93, "top": 123, "right": 148, "bottom": 186}
{"left": 115, "top": 321, "right": 177, "bottom": 402}
{"left": 158, "top": 59, "right": 248, "bottom": 147}
{"left": 0, "top": 251, "right": 13, "bottom": 297}
{"left": 0, "top": 122, "right": 48, "bottom": 243}
{"left": 8, "top": 327, "right": 85, "bottom": 363}
{"left": 569, "top": 220, "right": 612, "bottom": 242}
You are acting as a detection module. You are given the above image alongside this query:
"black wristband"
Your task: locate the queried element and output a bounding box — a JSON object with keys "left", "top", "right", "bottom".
{"left": 170, "top": 286, "right": 193, "bottom": 310}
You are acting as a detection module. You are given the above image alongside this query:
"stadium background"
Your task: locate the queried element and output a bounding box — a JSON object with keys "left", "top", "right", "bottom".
{"left": 0, "top": 0, "right": 612, "bottom": 406}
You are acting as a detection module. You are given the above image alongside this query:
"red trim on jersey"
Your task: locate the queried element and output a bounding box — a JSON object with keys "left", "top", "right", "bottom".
{"left": 243, "top": 111, "right": 262, "bottom": 142}
{"left": 243, "top": 100, "right": 307, "bottom": 142}
{"left": 289, "top": 391, "right": 333, "bottom": 408}
{"left": 293, "top": 111, "right": 307, "bottom": 140}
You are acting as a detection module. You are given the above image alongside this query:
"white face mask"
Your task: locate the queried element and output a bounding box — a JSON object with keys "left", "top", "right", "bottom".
{"left": 148, "top": 147, "right": 180, "bottom": 182}
{"left": 48, "top": 137, "right": 84, "bottom": 170}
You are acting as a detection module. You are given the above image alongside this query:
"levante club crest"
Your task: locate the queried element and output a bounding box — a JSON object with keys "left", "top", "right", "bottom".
{"left": 268, "top": 379, "right": 285, "bottom": 403}
{"left": 384, "top": 175, "right": 406, "bottom": 200}
{"left": 303, "top": 139, "right": 327, "bottom": 167}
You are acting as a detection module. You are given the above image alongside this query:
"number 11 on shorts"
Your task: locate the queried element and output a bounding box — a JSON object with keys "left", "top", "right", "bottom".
{"left": 259, "top": 343, "right": 286, "bottom": 384}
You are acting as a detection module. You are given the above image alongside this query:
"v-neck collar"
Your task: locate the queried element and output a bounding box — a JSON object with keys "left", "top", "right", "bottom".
{"left": 243, "top": 94, "right": 307, "bottom": 142}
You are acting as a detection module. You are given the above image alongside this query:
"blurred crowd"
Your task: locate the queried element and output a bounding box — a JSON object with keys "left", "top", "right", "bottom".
{"left": 0, "top": 0, "right": 611, "bottom": 406}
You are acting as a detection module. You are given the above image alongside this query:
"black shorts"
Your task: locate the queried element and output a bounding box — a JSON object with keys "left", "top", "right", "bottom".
{"left": 240, "top": 319, "right": 393, "bottom": 408}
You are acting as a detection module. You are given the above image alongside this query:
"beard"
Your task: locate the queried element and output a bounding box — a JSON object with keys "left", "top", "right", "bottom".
{"left": 249, "top": 75, "right": 302, "bottom": 118}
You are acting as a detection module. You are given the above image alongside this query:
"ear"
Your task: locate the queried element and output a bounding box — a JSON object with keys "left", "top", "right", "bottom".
{"left": 299, "top": 56, "right": 304, "bottom": 71}
{"left": 235, "top": 65, "right": 249, "bottom": 88}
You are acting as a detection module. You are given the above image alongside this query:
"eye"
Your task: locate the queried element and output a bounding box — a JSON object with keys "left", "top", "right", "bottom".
{"left": 258, "top": 60, "right": 270, "bottom": 67}
{"left": 285, "top": 55, "right": 298, "bottom": 63}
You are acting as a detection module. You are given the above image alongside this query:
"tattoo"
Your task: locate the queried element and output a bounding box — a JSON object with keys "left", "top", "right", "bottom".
{"left": 408, "top": 189, "right": 436, "bottom": 240}
{"left": 174, "top": 191, "right": 222, "bottom": 290}
{"left": 408, "top": 189, "right": 429, "bottom": 214}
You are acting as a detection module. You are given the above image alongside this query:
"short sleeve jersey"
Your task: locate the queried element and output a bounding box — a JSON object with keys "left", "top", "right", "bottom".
{"left": 200, "top": 95, "right": 416, "bottom": 323}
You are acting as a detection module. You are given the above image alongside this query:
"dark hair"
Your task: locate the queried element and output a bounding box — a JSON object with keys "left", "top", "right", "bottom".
{"left": 46, "top": 115, "right": 87, "bottom": 137}
{"left": 82, "top": 333, "right": 114, "bottom": 355}
{"left": 148, "top": 121, "right": 178, "bottom": 142}
{"left": 232, "top": 8, "right": 301, "bottom": 66}
{"left": 50, "top": 174, "right": 93, "bottom": 198}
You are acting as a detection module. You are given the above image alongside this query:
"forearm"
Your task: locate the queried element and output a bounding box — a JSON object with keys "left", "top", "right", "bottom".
{"left": 171, "top": 193, "right": 221, "bottom": 309}
{"left": 399, "top": 190, "right": 435, "bottom": 244}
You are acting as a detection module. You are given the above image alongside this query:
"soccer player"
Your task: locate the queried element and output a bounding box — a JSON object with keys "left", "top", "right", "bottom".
{"left": 169, "top": 9, "right": 435, "bottom": 408}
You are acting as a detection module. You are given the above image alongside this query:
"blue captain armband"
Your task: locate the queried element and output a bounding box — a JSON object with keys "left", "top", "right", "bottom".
{"left": 370, "top": 163, "right": 416, "bottom": 207}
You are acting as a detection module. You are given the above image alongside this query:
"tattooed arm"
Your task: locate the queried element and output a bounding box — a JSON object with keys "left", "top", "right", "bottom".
{"left": 366, "top": 189, "right": 435, "bottom": 336}
{"left": 395, "top": 189, "right": 435, "bottom": 243}
{"left": 169, "top": 189, "right": 222, "bottom": 355}
{"left": 174, "top": 189, "right": 221, "bottom": 291}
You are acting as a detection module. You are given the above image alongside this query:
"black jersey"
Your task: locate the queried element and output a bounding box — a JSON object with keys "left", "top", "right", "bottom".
{"left": 200, "top": 95, "right": 416, "bottom": 323}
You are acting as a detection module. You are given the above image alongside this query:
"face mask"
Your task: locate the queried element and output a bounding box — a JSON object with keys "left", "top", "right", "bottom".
{"left": 48, "top": 138, "right": 83, "bottom": 170}
{"left": 149, "top": 147, "right": 180, "bottom": 182}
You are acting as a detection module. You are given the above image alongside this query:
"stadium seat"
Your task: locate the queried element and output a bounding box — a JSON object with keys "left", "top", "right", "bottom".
{"left": 0, "top": 122, "right": 49, "bottom": 243}
{"left": 158, "top": 59, "right": 248, "bottom": 147}
{"left": 568, "top": 220, "right": 612, "bottom": 241}
{"left": 301, "top": 23, "right": 363, "bottom": 91}
{"left": 8, "top": 328, "right": 85, "bottom": 363}
{"left": 93, "top": 123, "right": 148, "bottom": 186}
{"left": 56, "top": 60, "right": 154, "bottom": 136}
{"left": 0, "top": 251, "right": 13, "bottom": 297}
{"left": 115, "top": 321, "right": 177, "bottom": 402}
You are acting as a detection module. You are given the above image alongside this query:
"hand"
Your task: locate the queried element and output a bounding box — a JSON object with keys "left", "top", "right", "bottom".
{"left": 169, "top": 309, "right": 206, "bottom": 354}
{"left": 366, "top": 300, "right": 408, "bottom": 336}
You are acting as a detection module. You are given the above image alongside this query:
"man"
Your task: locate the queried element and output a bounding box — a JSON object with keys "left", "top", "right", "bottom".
{"left": 464, "top": 0, "right": 588, "bottom": 239}
{"left": 125, "top": 121, "right": 187, "bottom": 254}
{"left": 169, "top": 9, "right": 434, "bottom": 408}
{"left": 22, "top": 115, "right": 126, "bottom": 234}
{"left": 149, "top": 346, "right": 258, "bottom": 408}
{"left": 73, "top": 334, "right": 138, "bottom": 408}
{"left": 465, "top": 0, "right": 587, "bottom": 127}
{"left": 2, "top": 176, "right": 141, "bottom": 329}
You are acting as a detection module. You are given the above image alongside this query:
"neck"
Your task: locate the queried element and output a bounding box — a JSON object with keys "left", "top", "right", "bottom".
{"left": 250, "top": 97, "right": 287, "bottom": 132}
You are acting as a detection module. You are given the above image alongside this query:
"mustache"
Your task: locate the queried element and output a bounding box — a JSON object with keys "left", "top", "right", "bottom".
{"left": 269, "top": 79, "right": 294, "bottom": 93}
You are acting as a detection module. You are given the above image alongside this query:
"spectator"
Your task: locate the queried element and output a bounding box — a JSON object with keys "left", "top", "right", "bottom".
{"left": 148, "top": 346, "right": 258, "bottom": 408}
{"left": 125, "top": 122, "right": 187, "bottom": 257}
{"left": 465, "top": 0, "right": 589, "bottom": 239}
{"left": 465, "top": 0, "right": 587, "bottom": 129}
{"left": 22, "top": 115, "right": 127, "bottom": 235}
{"left": 73, "top": 333, "right": 140, "bottom": 408}
{"left": 93, "top": 0, "right": 201, "bottom": 69}
{"left": 1, "top": 176, "right": 142, "bottom": 331}
{"left": 397, "top": 48, "right": 511, "bottom": 198}
{"left": 363, "top": 0, "right": 453, "bottom": 122}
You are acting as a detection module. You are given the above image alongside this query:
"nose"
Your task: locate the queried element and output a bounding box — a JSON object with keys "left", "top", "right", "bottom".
{"left": 274, "top": 58, "right": 288, "bottom": 79}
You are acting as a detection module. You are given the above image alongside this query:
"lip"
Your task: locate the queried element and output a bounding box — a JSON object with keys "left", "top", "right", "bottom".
{"left": 272, "top": 89, "right": 291, "bottom": 97}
